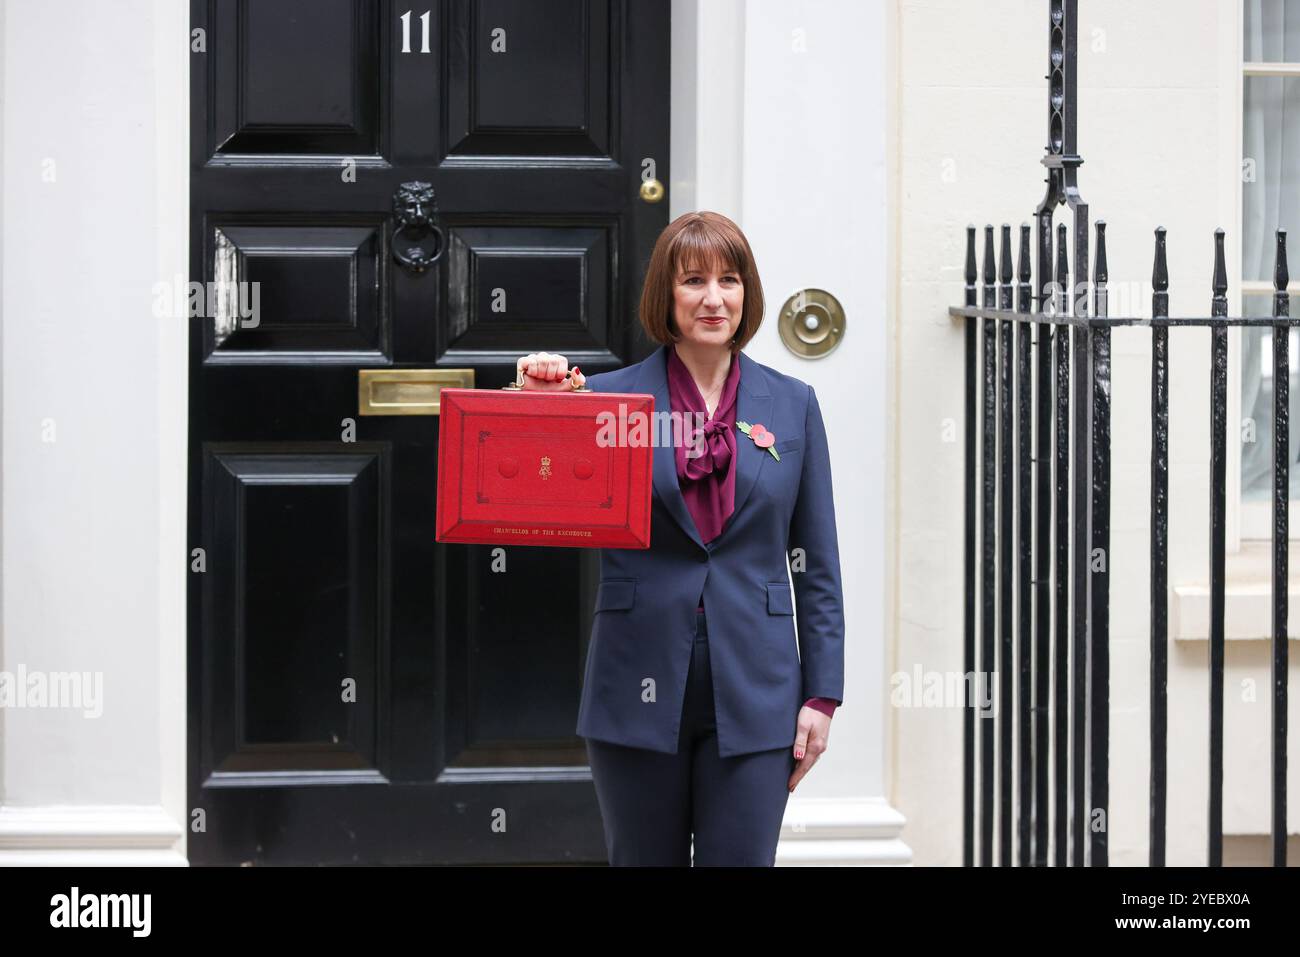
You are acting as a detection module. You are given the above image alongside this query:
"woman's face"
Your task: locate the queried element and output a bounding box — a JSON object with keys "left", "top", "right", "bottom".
{"left": 672, "top": 258, "right": 743, "bottom": 350}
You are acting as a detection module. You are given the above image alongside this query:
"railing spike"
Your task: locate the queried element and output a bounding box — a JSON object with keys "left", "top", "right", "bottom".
{"left": 984, "top": 224, "right": 996, "bottom": 287}
{"left": 1000, "top": 224, "right": 1014, "bottom": 285}
{"left": 1094, "top": 220, "right": 1108, "bottom": 285}
{"left": 1093, "top": 221, "right": 1109, "bottom": 319}
{"left": 1275, "top": 229, "right": 1290, "bottom": 293}
{"left": 1017, "top": 224, "right": 1033, "bottom": 313}
{"left": 1153, "top": 227, "right": 1168, "bottom": 292}
{"left": 1213, "top": 227, "right": 1228, "bottom": 302}
{"left": 966, "top": 225, "right": 978, "bottom": 285}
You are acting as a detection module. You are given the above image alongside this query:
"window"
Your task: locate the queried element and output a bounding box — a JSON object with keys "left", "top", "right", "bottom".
{"left": 1241, "top": 0, "right": 1300, "bottom": 537}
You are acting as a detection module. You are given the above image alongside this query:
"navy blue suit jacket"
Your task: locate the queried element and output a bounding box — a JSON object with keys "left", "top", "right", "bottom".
{"left": 576, "top": 344, "right": 845, "bottom": 757}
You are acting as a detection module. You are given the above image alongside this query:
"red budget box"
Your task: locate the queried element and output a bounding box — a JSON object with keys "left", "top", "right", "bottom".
{"left": 435, "top": 384, "right": 655, "bottom": 549}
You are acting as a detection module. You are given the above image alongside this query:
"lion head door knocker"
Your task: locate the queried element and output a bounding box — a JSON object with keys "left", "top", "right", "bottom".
{"left": 392, "top": 181, "right": 446, "bottom": 274}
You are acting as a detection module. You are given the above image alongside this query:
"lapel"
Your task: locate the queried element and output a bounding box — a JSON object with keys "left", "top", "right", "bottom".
{"left": 633, "top": 344, "right": 774, "bottom": 552}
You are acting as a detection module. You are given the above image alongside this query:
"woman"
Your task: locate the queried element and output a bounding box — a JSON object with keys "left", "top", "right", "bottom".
{"left": 517, "top": 211, "right": 844, "bottom": 866}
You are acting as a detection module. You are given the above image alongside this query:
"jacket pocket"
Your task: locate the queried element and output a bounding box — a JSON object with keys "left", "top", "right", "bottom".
{"left": 595, "top": 578, "right": 637, "bottom": 612}
{"left": 766, "top": 581, "right": 795, "bottom": 615}
{"left": 775, "top": 438, "right": 802, "bottom": 454}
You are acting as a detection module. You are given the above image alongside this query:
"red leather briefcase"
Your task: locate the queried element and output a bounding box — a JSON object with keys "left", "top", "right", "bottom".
{"left": 435, "top": 376, "right": 654, "bottom": 549}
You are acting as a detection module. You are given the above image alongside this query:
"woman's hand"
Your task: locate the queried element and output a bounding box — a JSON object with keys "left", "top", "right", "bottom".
{"left": 788, "top": 707, "right": 831, "bottom": 792}
{"left": 517, "top": 352, "right": 585, "bottom": 391}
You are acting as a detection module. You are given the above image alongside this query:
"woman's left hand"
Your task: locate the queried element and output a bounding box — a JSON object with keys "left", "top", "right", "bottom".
{"left": 787, "top": 707, "right": 831, "bottom": 792}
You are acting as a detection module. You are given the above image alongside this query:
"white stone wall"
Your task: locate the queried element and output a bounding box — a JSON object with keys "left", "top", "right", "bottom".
{"left": 0, "top": 0, "right": 188, "bottom": 862}
{"left": 678, "top": 0, "right": 901, "bottom": 862}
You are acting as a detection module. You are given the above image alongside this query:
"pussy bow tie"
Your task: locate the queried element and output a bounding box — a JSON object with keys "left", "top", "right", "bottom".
{"left": 683, "top": 419, "right": 733, "bottom": 480}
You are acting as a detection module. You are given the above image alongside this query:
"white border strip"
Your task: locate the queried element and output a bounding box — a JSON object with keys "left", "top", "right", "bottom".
{"left": 0, "top": 805, "right": 186, "bottom": 866}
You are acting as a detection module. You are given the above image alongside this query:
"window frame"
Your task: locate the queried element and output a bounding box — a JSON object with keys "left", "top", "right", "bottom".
{"left": 1238, "top": 8, "right": 1300, "bottom": 541}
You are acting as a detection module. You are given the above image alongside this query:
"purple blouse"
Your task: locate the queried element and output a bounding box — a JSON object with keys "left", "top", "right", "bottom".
{"left": 667, "top": 346, "right": 839, "bottom": 720}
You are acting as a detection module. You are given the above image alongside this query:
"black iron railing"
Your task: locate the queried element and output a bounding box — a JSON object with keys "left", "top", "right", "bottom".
{"left": 949, "top": 0, "right": 1290, "bottom": 867}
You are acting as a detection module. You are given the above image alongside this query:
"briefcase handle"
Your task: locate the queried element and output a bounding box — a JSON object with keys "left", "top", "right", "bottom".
{"left": 501, "top": 365, "right": 591, "bottom": 392}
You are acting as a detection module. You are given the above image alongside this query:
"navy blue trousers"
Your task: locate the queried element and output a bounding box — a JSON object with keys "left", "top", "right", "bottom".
{"left": 584, "top": 609, "right": 796, "bottom": 866}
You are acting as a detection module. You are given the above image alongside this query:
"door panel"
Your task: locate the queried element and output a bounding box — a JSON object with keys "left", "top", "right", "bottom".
{"left": 188, "top": 0, "right": 669, "bottom": 864}
{"left": 203, "top": 447, "right": 385, "bottom": 772}
{"left": 211, "top": 0, "right": 381, "bottom": 155}
{"left": 448, "top": 0, "right": 609, "bottom": 155}
{"left": 207, "top": 223, "right": 388, "bottom": 357}
{"left": 445, "top": 223, "right": 612, "bottom": 351}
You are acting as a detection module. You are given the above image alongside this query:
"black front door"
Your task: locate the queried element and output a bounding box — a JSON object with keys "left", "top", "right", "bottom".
{"left": 187, "top": 0, "right": 670, "bottom": 865}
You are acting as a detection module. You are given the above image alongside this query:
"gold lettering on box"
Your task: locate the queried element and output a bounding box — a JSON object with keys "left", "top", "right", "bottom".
{"left": 488, "top": 527, "right": 593, "bottom": 537}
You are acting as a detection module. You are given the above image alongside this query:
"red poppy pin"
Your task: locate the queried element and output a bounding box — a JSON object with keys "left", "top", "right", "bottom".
{"left": 736, "top": 421, "right": 780, "bottom": 461}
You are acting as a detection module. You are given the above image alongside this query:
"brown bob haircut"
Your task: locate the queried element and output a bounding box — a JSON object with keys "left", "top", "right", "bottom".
{"left": 638, "top": 211, "right": 765, "bottom": 355}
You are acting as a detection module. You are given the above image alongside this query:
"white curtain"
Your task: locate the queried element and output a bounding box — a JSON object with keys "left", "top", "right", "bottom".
{"left": 1242, "top": 0, "right": 1300, "bottom": 502}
